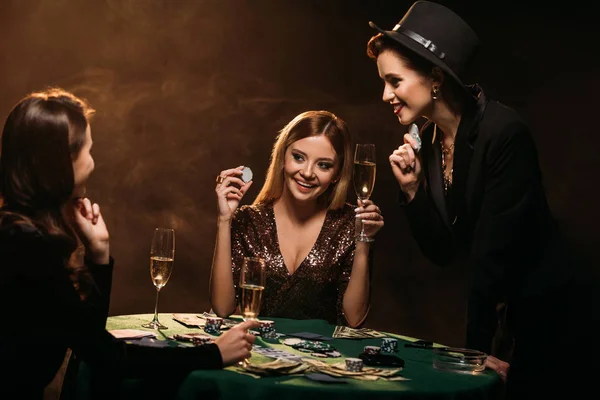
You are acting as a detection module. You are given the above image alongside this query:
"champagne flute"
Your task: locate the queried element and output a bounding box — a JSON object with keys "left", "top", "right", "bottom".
{"left": 353, "top": 144, "right": 377, "bottom": 242}
{"left": 239, "top": 257, "right": 266, "bottom": 321}
{"left": 142, "top": 228, "right": 175, "bottom": 329}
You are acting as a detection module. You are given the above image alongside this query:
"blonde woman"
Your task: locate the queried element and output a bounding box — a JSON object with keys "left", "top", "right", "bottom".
{"left": 209, "top": 111, "right": 383, "bottom": 327}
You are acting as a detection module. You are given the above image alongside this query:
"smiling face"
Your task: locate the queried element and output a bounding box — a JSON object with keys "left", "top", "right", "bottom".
{"left": 282, "top": 135, "right": 339, "bottom": 203}
{"left": 376, "top": 49, "right": 438, "bottom": 125}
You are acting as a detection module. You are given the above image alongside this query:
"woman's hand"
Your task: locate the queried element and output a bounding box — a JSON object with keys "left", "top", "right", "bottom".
{"left": 355, "top": 199, "right": 384, "bottom": 240}
{"left": 66, "top": 197, "right": 110, "bottom": 264}
{"left": 214, "top": 319, "right": 260, "bottom": 366}
{"left": 389, "top": 133, "right": 422, "bottom": 202}
{"left": 215, "top": 166, "right": 253, "bottom": 222}
{"left": 485, "top": 355, "right": 510, "bottom": 383}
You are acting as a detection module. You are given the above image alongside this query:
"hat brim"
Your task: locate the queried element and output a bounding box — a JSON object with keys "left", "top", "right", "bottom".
{"left": 369, "top": 21, "right": 467, "bottom": 91}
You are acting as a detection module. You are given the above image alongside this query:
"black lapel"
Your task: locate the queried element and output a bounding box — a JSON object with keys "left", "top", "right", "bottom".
{"left": 422, "top": 122, "right": 452, "bottom": 230}
{"left": 450, "top": 86, "right": 487, "bottom": 225}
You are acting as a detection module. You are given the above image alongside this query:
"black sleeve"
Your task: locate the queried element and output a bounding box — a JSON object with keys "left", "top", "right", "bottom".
{"left": 2, "top": 227, "right": 223, "bottom": 379}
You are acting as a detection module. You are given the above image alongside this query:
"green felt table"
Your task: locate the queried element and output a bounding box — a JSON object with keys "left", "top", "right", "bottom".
{"left": 77, "top": 313, "right": 502, "bottom": 399}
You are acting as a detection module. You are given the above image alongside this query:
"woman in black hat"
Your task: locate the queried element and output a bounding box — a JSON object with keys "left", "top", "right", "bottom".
{"left": 367, "top": 1, "right": 596, "bottom": 397}
{"left": 0, "top": 88, "right": 259, "bottom": 399}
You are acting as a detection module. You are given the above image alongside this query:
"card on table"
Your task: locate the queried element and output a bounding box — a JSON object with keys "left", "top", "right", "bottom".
{"left": 252, "top": 344, "right": 303, "bottom": 362}
{"left": 109, "top": 329, "right": 157, "bottom": 340}
{"left": 286, "top": 332, "right": 333, "bottom": 341}
{"left": 172, "top": 313, "right": 206, "bottom": 327}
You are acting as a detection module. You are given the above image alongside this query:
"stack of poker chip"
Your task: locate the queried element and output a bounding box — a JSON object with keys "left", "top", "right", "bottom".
{"left": 204, "top": 316, "right": 223, "bottom": 335}
{"left": 191, "top": 336, "right": 213, "bottom": 346}
{"left": 258, "top": 320, "right": 278, "bottom": 339}
{"left": 345, "top": 357, "right": 364, "bottom": 372}
{"left": 363, "top": 345, "right": 381, "bottom": 355}
{"left": 293, "top": 340, "right": 334, "bottom": 353}
{"left": 381, "top": 338, "right": 399, "bottom": 353}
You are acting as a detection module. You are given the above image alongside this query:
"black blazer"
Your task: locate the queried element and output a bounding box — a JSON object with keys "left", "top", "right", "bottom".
{"left": 0, "top": 213, "right": 223, "bottom": 399}
{"left": 403, "top": 86, "right": 574, "bottom": 353}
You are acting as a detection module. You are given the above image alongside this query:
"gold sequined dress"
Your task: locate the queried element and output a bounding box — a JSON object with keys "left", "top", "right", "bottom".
{"left": 231, "top": 201, "right": 357, "bottom": 325}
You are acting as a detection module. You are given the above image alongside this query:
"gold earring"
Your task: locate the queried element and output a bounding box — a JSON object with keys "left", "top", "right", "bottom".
{"left": 431, "top": 86, "right": 439, "bottom": 100}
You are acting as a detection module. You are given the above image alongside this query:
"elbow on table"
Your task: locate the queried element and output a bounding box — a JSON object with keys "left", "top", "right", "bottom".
{"left": 344, "top": 308, "right": 370, "bottom": 329}
{"left": 209, "top": 300, "right": 236, "bottom": 319}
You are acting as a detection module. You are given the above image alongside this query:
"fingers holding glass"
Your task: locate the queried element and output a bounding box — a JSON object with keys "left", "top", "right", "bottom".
{"left": 353, "top": 144, "right": 377, "bottom": 242}
{"left": 355, "top": 200, "right": 384, "bottom": 240}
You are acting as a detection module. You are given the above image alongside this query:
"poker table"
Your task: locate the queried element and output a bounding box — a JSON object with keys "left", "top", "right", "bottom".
{"left": 75, "top": 313, "right": 502, "bottom": 399}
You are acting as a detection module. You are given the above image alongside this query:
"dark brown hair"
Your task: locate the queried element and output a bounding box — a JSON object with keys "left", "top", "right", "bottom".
{"left": 0, "top": 88, "right": 95, "bottom": 286}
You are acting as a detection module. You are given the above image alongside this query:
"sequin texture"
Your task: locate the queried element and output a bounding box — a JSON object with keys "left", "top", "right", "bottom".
{"left": 231, "top": 201, "right": 357, "bottom": 325}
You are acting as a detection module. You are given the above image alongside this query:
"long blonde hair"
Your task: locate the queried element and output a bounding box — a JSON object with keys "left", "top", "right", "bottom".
{"left": 253, "top": 110, "right": 352, "bottom": 209}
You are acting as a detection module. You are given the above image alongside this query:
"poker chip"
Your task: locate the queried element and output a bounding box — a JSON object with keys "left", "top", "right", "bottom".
{"left": 381, "top": 338, "right": 399, "bottom": 353}
{"left": 345, "top": 357, "right": 364, "bottom": 372}
{"left": 282, "top": 338, "right": 303, "bottom": 346}
{"left": 409, "top": 123, "right": 422, "bottom": 153}
{"left": 363, "top": 345, "right": 381, "bottom": 355}
{"left": 290, "top": 339, "right": 335, "bottom": 353}
{"left": 241, "top": 166, "right": 253, "bottom": 183}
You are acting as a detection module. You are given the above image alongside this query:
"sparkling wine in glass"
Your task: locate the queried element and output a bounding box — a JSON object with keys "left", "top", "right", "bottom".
{"left": 142, "top": 228, "right": 175, "bottom": 329}
{"left": 240, "top": 257, "right": 266, "bottom": 321}
{"left": 353, "top": 144, "right": 377, "bottom": 242}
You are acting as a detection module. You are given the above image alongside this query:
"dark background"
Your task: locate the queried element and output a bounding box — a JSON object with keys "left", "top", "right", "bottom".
{"left": 1, "top": 0, "right": 597, "bottom": 348}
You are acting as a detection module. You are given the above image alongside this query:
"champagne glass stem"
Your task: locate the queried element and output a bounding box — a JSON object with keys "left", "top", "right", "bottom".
{"left": 143, "top": 288, "right": 167, "bottom": 329}
{"left": 151, "top": 288, "right": 161, "bottom": 323}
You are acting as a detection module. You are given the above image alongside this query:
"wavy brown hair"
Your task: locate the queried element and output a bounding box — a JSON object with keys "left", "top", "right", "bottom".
{"left": 0, "top": 88, "right": 95, "bottom": 291}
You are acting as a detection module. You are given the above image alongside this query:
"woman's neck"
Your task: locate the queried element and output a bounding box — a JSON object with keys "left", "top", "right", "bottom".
{"left": 430, "top": 103, "right": 462, "bottom": 143}
{"left": 274, "top": 188, "right": 326, "bottom": 225}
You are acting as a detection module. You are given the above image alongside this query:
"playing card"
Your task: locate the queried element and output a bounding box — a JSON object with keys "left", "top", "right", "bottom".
{"left": 287, "top": 332, "right": 333, "bottom": 341}
{"left": 252, "top": 345, "right": 303, "bottom": 362}
{"left": 109, "top": 329, "right": 156, "bottom": 340}
{"left": 172, "top": 313, "right": 205, "bottom": 327}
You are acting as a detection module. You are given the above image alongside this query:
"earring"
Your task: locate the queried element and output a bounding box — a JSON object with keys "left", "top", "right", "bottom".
{"left": 431, "top": 86, "right": 439, "bottom": 100}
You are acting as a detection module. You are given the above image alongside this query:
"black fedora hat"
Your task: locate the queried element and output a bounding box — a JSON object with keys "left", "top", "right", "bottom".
{"left": 369, "top": 1, "right": 480, "bottom": 88}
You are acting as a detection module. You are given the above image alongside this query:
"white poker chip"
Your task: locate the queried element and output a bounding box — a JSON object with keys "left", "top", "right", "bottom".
{"left": 409, "top": 123, "right": 422, "bottom": 153}
{"left": 241, "top": 166, "right": 253, "bottom": 183}
{"left": 282, "top": 338, "right": 303, "bottom": 346}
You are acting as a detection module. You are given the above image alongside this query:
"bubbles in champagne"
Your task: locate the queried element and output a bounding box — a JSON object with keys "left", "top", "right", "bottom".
{"left": 353, "top": 161, "right": 376, "bottom": 200}
{"left": 241, "top": 284, "right": 264, "bottom": 320}
{"left": 150, "top": 256, "right": 174, "bottom": 289}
